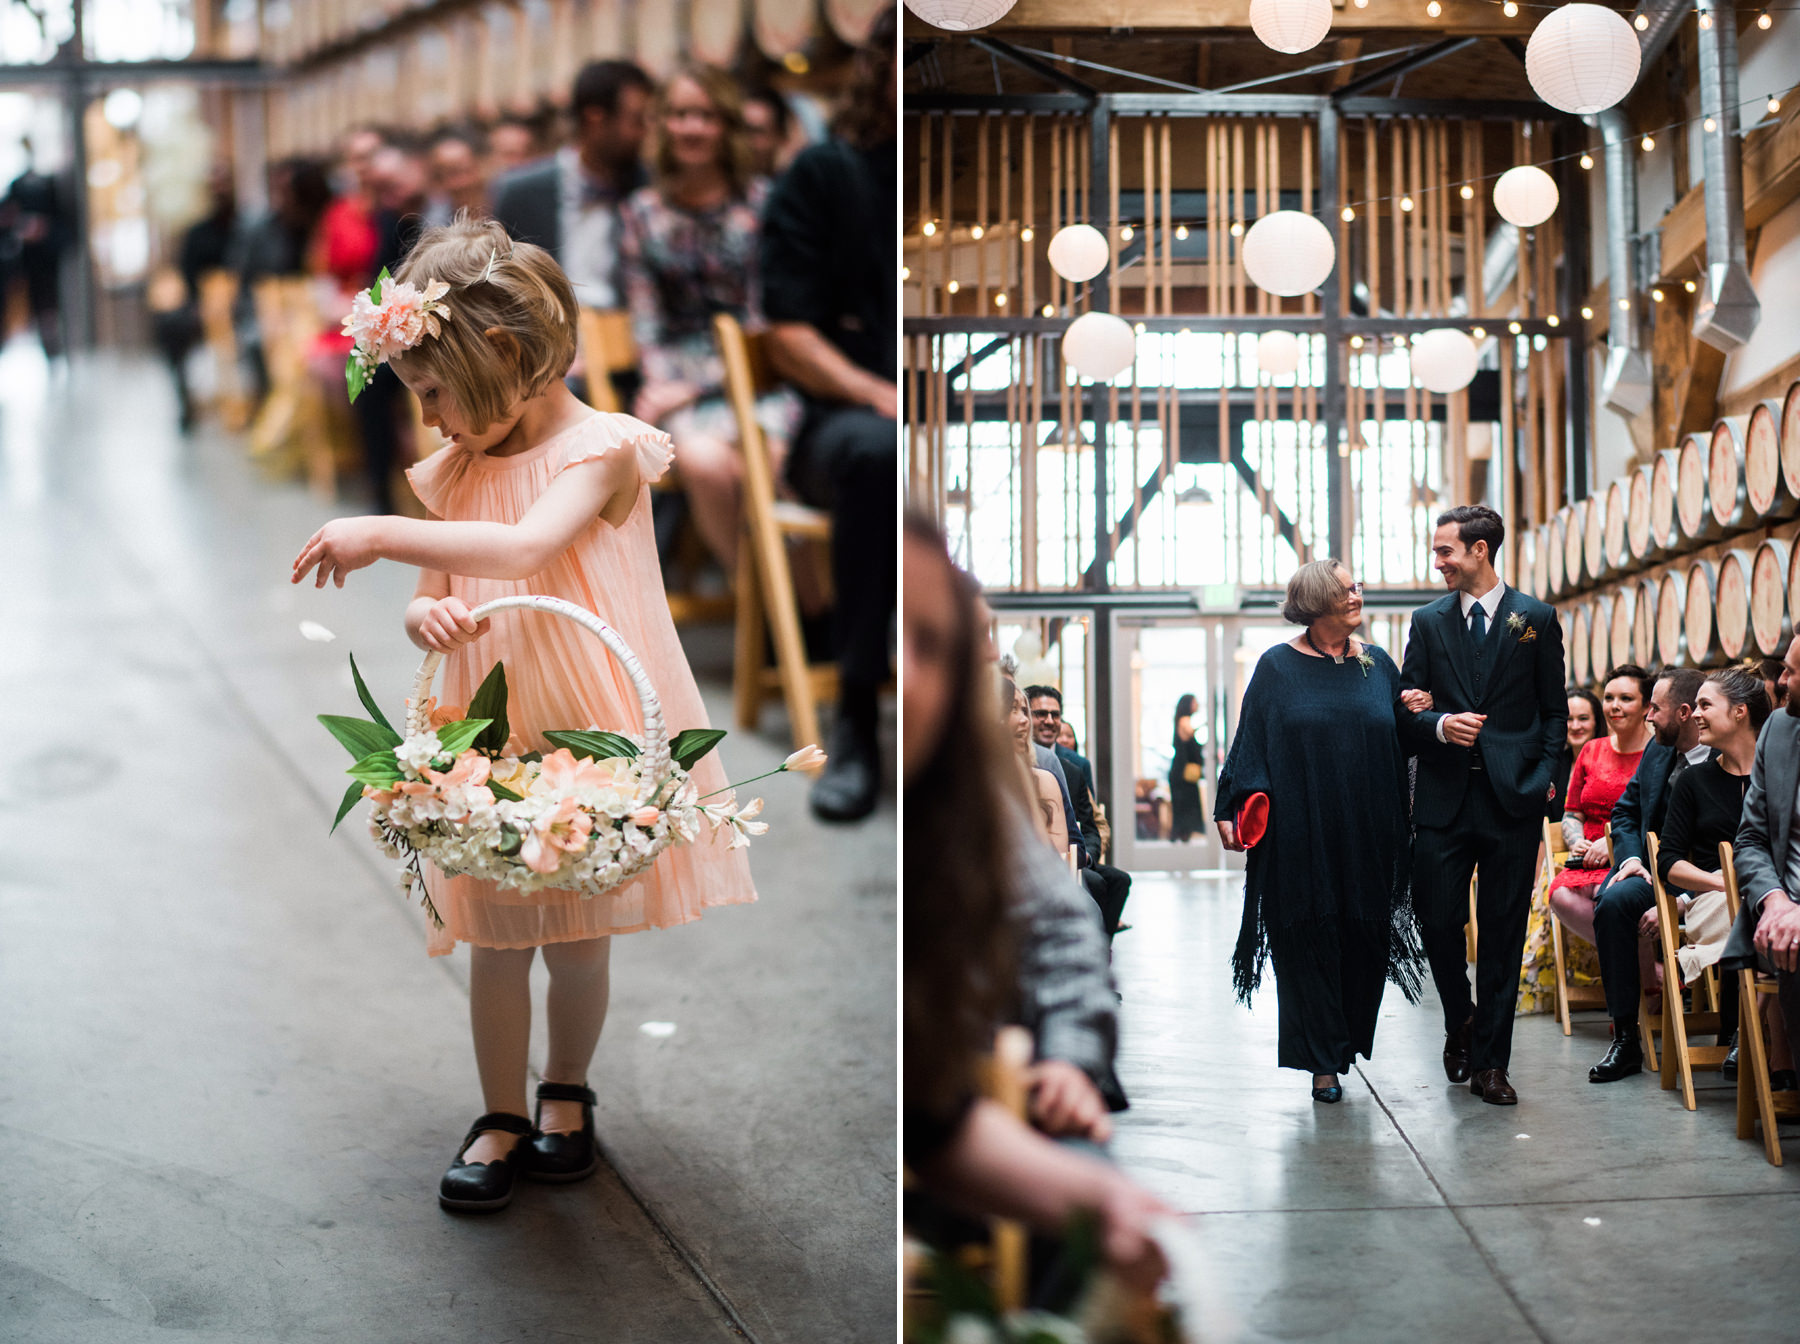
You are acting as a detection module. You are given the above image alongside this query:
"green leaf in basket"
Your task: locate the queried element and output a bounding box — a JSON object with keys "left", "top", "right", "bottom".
{"left": 488, "top": 778, "right": 523, "bottom": 802}
{"left": 347, "top": 748, "right": 406, "bottom": 787}
{"left": 345, "top": 354, "right": 366, "bottom": 404}
{"left": 543, "top": 729, "right": 640, "bottom": 762}
{"left": 670, "top": 728, "right": 728, "bottom": 771}
{"left": 432, "top": 718, "right": 493, "bottom": 759}
{"left": 467, "top": 661, "right": 510, "bottom": 756}
{"left": 496, "top": 823, "right": 523, "bottom": 856}
{"left": 320, "top": 713, "right": 402, "bottom": 760}
{"left": 329, "top": 780, "right": 365, "bottom": 834}
{"left": 348, "top": 652, "right": 396, "bottom": 736}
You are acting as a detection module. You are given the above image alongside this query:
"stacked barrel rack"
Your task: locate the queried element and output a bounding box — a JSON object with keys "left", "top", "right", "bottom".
{"left": 1522, "top": 382, "right": 1800, "bottom": 687}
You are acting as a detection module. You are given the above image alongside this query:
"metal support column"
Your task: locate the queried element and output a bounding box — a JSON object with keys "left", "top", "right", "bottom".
{"left": 1088, "top": 98, "right": 1114, "bottom": 806}
{"left": 1319, "top": 102, "right": 1347, "bottom": 560}
{"left": 1555, "top": 120, "right": 1590, "bottom": 503}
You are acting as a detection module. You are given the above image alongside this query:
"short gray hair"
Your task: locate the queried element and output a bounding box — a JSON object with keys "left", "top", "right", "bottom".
{"left": 1281, "top": 558, "right": 1351, "bottom": 626}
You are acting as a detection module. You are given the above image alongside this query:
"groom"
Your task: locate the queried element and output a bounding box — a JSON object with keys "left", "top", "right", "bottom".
{"left": 1399, "top": 505, "right": 1566, "bottom": 1105}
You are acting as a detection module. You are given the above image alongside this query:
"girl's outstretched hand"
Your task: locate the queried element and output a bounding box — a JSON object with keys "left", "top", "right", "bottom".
{"left": 417, "top": 596, "right": 490, "bottom": 653}
{"left": 293, "top": 518, "right": 385, "bottom": 588}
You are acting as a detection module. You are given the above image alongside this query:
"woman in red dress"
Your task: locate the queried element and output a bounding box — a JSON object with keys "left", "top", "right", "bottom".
{"left": 1545, "top": 665, "right": 1654, "bottom": 946}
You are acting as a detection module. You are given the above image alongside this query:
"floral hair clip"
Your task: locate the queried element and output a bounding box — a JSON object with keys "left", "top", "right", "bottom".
{"left": 341, "top": 267, "right": 453, "bottom": 403}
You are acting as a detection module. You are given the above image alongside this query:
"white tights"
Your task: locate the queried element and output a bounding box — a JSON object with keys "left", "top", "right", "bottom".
{"left": 463, "top": 936, "right": 611, "bottom": 1163}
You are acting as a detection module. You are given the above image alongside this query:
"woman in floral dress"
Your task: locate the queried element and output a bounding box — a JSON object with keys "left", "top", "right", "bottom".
{"left": 1517, "top": 668, "right": 1650, "bottom": 1014}
{"left": 620, "top": 64, "right": 800, "bottom": 576}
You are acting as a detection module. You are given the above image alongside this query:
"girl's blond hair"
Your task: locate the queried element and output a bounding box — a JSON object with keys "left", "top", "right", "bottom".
{"left": 390, "top": 213, "right": 577, "bottom": 433}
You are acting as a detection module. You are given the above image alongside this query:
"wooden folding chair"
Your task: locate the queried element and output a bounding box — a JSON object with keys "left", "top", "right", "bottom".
{"left": 714, "top": 312, "right": 837, "bottom": 751}
{"left": 1721, "top": 843, "right": 1800, "bottom": 1165}
{"left": 197, "top": 269, "right": 251, "bottom": 431}
{"left": 1540, "top": 820, "right": 1621, "bottom": 1038}
{"left": 1646, "top": 832, "right": 1730, "bottom": 1110}
{"left": 973, "top": 1025, "right": 1033, "bottom": 1312}
{"left": 575, "top": 307, "right": 635, "bottom": 415}
{"left": 247, "top": 276, "right": 352, "bottom": 496}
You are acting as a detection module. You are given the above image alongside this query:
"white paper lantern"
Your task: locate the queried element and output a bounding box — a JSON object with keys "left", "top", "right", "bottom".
{"left": 1249, "top": 0, "right": 1332, "bottom": 54}
{"left": 1492, "top": 165, "right": 1560, "bottom": 227}
{"left": 1062, "top": 312, "right": 1136, "bottom": 382}
{"left": 1257, "top": 331, "right": 1302, "bottom": 376}
{"left": 901, "top": 0, "right": 1018, "bottom": 31}
{"left": 1524, "top": 3, "right": 1640, "bottom": 115}
{"left": 1241, "top": 211, "right": 1336, "bottom": 297}
{"left": 1410, "top": 328, "right": 1480, "bottom": 394}
{"left": 1046, "top": 224, "right": 1109, "bottom": 283}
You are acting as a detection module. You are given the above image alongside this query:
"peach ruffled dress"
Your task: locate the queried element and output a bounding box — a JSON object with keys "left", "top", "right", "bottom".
{"left": 404, "top": 411, "right": 755, "bottom": 956}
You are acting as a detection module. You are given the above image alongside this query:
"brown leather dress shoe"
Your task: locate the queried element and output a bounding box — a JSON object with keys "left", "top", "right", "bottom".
{"left": 1470, "top": 1069, "right": 1518, "bottom": 1105}
{"left": 1443, "top": 1018, "right": 1473, "bottom": 1084}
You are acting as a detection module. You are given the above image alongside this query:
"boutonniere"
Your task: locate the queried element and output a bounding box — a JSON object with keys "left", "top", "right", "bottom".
{"left": 1353, "top": 649, "right": 1375, "bottom": 677}
{"left": 1506, "top": 612, "right": 1538, "bottom": 642}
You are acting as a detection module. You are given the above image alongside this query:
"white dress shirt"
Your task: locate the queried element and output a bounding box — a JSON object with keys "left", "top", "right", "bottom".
{"left": 1435, "top": 581, "right": 1508, "bottom": 743}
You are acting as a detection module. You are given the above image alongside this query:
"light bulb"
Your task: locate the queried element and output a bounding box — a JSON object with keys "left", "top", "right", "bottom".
{"left": 1120, "top": 225, "right": 1134, "bottom": 241}
{"left": 1508, "top": 321, "right": 1522, "bottom": 334}
{"left": 1641, "top": 134, "right": 1655, "bottom": 151}
{"left": 1179, "top": 327, "right": 1191, "bottom": 336}
{"left": 1652, "top": 288, "right": 1665, "bottom": 302}
{"left": 994, "top": 292, "right": 1007, "bottom": 307}
{"left": 922, "top": 220, "right": 936, "bottom": 236}
{"left": 1758, "top": 10, "right": 1771, "bottom": 28}
{"left": 1350, "top": 335, "right": 1364, "bottom": 348}
{"left": 1042, "top": 304, "right": 1055, "bottom": 317}
{"left": 1229, "top": 220, "right": 1244, "bottom": 237}
{"left": 970, "top": 224, "right": 984, "bottom": 240}
{"left": 1021, "top": 227, "right": 1035, "bottom": 242}
{"left": 1580, "top": 153, "right": 1594, "bottom": 169}
{"left": 1684, "top": 279, "right": 1697, "bottom": 293}
{"left": 947, "top": 279, "right": 960, "bottom": 294}
{"left": 1618, "top": 297, "right": 1630, "bottom": 310}
{"left": 1703, "top": 116, "right": 1716, "bottom": 132}
{"left": 1581, "top": 306, "right": 1594, "bottom": 319}
{"left": 1770, "top": 97, "right": 1783, "bottom": 115}
{"left": 1341, "top": 206, "right": 1356, "bottom": 221}
{"left": 1426, "top": 0, "right": 1441, "bottom": 16}
{"left": 1472, "top": 326, "right": 1486, "bottom": 339}
{"left": 1503, "top": 0, "right": 1517, "bottom": 14}
{"left": 1699, "top": 11, "right": 1712, "bottom": 30}
{"left": 1175, "top": 224, "right": 1189, "bottom": 239}
{"left": 901, "top": 266, "right": 911, "bottom": 279}
{"left": 1635, "top": 13, "right": 1649, "bottom": 29}
{"left": 1354, "top": 0, "right": 1367, "bottom": 7}
{"left": 1460, "top": 184, "right": 1474, "bottom": 199}
{"left": 1547, "top": 314, "right": 1560, "bottom": 327}
{"left": 1401, "top": 195, "right": 1415, "bottom": 212}
{"left": 1134, "top": 321, "right": 1147, "bottom": 334}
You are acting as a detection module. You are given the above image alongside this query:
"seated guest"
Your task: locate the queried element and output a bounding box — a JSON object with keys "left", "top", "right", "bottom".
{"left": 425, "top": 126, "right": 489, "bottom": 227}
{"left": 1005, "top": 676, "right": 1072, "bottom": 856}
{"left": 488, "top": 114, "right": 546, "bottom": 177}
{"left": 1544, "top": 666, "right": 1652, "bottom": 944}
{"left": 1518, "top": 671, "right": 1646, "bottom": 1014}
{"left": 1586, "top": 667, "right": 1707, "bottom": 1081}
{"left": 1757, "top": 655, "right": 1787, "bottom": 712}
{"left": 1722, "top": 634, "right": 1800, "bottom": 1093}
{"left": 903, "top": 513, "right": 1166, "bottom": 1291}
{"left": 761, "top": 8, "right": 897, "bottom": 824}
{"left": 1057, "top": 719, "right": 1077, "bottom": 752}
{"left": 1548, "top": 687, "right": 1603, "bottom": 823}
{"left": 1028, "top": 683, "right": 1132, "bottom": 937}
{"left": 741, "top": 83, "right": 798, "bottom": 177}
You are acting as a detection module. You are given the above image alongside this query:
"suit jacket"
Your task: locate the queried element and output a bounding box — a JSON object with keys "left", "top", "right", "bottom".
{"left": 1725, "top": 713, "right": 1800, "bottom": 967}
{"left": 489, "top": 159, "right": 562, "bottom": 262}
{"left": 1034, "top": 743, "right": 1085, "bottom": 864}
{"left": 1054, "top": 745, "right": 1102, "bottom": 864}
{"left": 1606, "top": 738, "right": 1684, "bottom": 868}
{"left": 1398, "top": 586, "right": 1567, "bottom": 828}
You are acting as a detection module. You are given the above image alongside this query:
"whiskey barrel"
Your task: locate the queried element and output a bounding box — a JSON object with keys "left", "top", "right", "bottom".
{"left": 1677, "top": 431, "right": 1723, "bottom": 543}
{"left": 1714, "top": 548, "right": 1755, "bottom": 661}
{"left": 1609, "top": 584, "right": 1636, "bottom": 677}
{"left": 1589, "top": 594, "right": 1614, "bottom": 681}
{"left": 1519, "top": 527, "right": 1539, "bottom": 599}
{"left": 1745, "top": 399, "right": 1797, "bottom": 521}
{"left": 1709, "top": 416, "right": 1761, "bottom": 534}
{"left": 1684, "top": 559, "right": 1721, "bottom": 666}
{"left": 1649, "top": 450, "right": 1682, "bottom": 560}
{"left": 1564, "top": 498, "right": 1590, "bottom": 591}
{"left": 1568, "top": 603, "right": 1591, "bottom": 688}
{"left": 1781, "top": 379, "right": 1800, "bottom": 504}
{"left": 1634, "top": 576, "right": 1659, "bottom": 667}
{"left": 1546, "top": 510, "right": 1570, "bottom": 598}
{"left": 1657, "top": 569, "right": 1688, "bottom": 668}
{"left": 1530, "top": 522, "right": 1551, "bottom": 600}
{"left": 1583, "top": 491, "right": 1611, "bottom": 582}
{"left": 1752, "top": 538, "right": 1792, "bottom": 657}
{"left": 1603, "top": 478, "right": 1631, "bottom": 576}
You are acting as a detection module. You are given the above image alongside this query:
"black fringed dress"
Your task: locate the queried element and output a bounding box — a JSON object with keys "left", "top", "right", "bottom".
{"left": 1213, "top": 641, "right": 1426, "bottom": 1074}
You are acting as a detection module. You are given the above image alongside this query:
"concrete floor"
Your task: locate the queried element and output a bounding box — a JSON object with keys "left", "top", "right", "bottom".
{"left": 0, "top": 345, "right": 895, "bottom": 1343}
{"left": 1112, "top": 872, "right": 1800, "bottom": 1343}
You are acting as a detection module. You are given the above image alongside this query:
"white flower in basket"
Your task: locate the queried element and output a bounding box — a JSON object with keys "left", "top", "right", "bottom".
{"left": 317, "top": 596, "right": 823, "bottom": 927}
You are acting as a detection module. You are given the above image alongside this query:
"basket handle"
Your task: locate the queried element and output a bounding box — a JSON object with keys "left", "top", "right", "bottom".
{"left": 404, "top": 595, "right": 671, "bottom": 784}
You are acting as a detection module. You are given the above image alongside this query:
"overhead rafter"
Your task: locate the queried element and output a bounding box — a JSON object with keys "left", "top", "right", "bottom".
{"left": 1330, "top": 36, "right": 1479, "bottom": 101}
{"left": 968, "top": 35, "right": 1099, "bottom": 99}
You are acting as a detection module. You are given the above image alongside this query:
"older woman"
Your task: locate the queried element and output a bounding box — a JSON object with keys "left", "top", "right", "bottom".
{"left": 1215, "top": 559, "right": 1424, "bottom": 1103}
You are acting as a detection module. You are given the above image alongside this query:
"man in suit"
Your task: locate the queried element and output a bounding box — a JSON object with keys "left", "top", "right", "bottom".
{"left": 489, "top": 60, "right": 650, "bottom": 312}
{"left": 1399, "top": 505, "right": 1566, "bottom": 1105}
{"left": 1027, "top": 684, "right": 1133, "bottom": 938}
{"left": 1722, "top": 634, "right": 1800, "bottom": 1066}
{"left": 1585, "top": 666, "right": 1708, "bottom": 1081}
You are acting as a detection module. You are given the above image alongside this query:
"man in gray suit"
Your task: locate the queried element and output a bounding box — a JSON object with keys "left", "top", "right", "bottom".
{"left": 489, "top": 59, "right": 650, "bottom": 312}
{"left": 1724, "top": 634, "right": 1800, "bottom": 1063}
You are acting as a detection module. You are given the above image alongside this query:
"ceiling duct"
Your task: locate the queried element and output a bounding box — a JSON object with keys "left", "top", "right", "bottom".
{"left": 1691, "top": 0, "right": 1760, "bottom": 351}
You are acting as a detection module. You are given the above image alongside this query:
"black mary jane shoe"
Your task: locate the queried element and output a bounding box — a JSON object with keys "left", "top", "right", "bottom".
{"left": 439, "top": 1111, "right": 533, "bottom": 1213}
{"left": 526, "top": 1081, "right": 600, "bottom": 1183}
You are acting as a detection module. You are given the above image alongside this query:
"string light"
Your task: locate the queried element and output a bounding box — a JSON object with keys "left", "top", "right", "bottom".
{"left": 1771, "top": 96, "right": 1783, "bottom": 114}
{"left": 1042, "top": 304, "right": 1055, "bottom": 317}
{"left": 1581, "top": 305, "right": 1594, "bottom": 320}
{"left": 1703, "top": 116, "right": 1717, "bottom": 132}
{"left": 1341, "top": 206, "right": 1356, "bottom": 221}
{"left": 1758, "top": 9, "right": 1772, "bottom": 28}
{"left": 1547, "top": 314, "right": 1560, "bottom": 327}
{"left": 1349, "top": 335, "right": 1364, "bottom": 348}
{"left": 1230, "top": 220, "right": 1244, "bottom": 237}
{"left": 1634, "top": 12, "right": 1648, "bottom": 29}
{"left": 1401, "top": 195, "right": 1415, "bottom": 212}
{"left": 1684, "top": 279, "right": 1698, "bottom": 293}
{"left": 1579, "top": 153, "right": 1594, "bottom": 169}
{"left": 970, "top": 224, "right": 984, "bottom": 240}
{"left": 1460, "top": 184, "right": 1474, "bottom": 199}
{"left": 922, "top": 220, "right": 936, "bottom": 236}
{"left": 947, "top": 279, "right": 960, "bottom": 293}
{"left": 1120, "top": 225, "right": 1134, "bottom": 240}
{"left": 994, "top": 292, "right": 1007, "bottom": 307}
{"left": 1652, "top": 288, "right": 1665, "bottom": 302}
{"left": 901, "top": 266, "right": 911, "bottom": 279}
{"left": 1698, "top": 10, "right": 1712, "bottom": 29}
{"left": 1508, "top": 320, "right": 1523, "bottom": 334}
{"left": 1354, "top": 0, "right": 1367, "bottom": 7}
{"left": 1641, "top": 134, "right": 1655, "bottom": 151}
{"left": 1021, "top": 227, "right": 1034, "bottom": 241}
{"left": 1617, "top": 297, "right": 1631, "bottom": 310}
{"left": 1426, "top": 0, "right": 1441, "bottom": 16}
{"left": 1472, "top": 326, "right": 1486, "bottom": 339}
{"left": 1503, "top": 0, "right": 1518, "bottom": 14}
{"left": 1134, "top": 321, "right": 1147, "bottom": 334}
{"left": 1175, "top": 224, "right": 1190, "bottom": 239}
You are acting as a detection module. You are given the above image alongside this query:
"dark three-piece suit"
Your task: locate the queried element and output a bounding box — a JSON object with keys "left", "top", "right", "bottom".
{"left": 1400, "top": 585, "right": 1567, "bottom": 1074}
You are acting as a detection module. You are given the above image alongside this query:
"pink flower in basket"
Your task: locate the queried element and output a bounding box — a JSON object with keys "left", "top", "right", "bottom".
{"left": 521, "top": 795, "right": 594, "bottom": 873}
{"left": 400, "top": 749, "right": 495, "bottom": 821}
{"left": 532, "top": 748, "right": 617, "bottom": 797}
{"left": 342, "top": 276, "right": 451, "bottom": 370}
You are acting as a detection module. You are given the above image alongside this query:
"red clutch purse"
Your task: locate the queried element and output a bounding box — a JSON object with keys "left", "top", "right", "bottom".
{"left": 1236, "top": 792, "right": 1270, "bottom": 849}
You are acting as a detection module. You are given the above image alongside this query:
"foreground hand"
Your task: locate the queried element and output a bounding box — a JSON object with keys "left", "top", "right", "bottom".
{"left": 1755, "top": 892, "right": 1800, "bottom": 972}
{"left": 1027, "top": 1060, "right": 1113, "bottom": 1143}
{"left": 292, "top": 517, "right": 385, "bottom": 588}
{"left": 1568, "top": 838, "right": 1591, "bottom": 864}
{"left": 1441, "top": 712, "right": 1487, "bottom": 747}
{"left": 631, "top": 379, "right": 700, "bottom": 425}
{"left": 1097, "top": 1177, "right": 1174, "bottom": 1293}
{"left": 1639, "top": 906, "right": 1661, "bottom": 938}
{"left": 1400, "top": 688, "right": 1434, "bottom": 713}
{"left": 868, "top": 380, "right": 898, "bottom": 421}
{"left": 417, "top": 596, "right": 490, "bottom": 654}
{"left": 1216, "top": 818, "right": 1244, "bottom": 852}
{"left": 1606, "top": 857, "right": 1649, "bottom": 890}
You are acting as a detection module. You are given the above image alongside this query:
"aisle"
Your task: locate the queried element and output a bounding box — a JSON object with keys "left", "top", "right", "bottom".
{"left": 0, "top": 344, "right": 895, "bottom": 1344}
{"left": 1111, "top": 874, "right": 1800, "bottom": 1343}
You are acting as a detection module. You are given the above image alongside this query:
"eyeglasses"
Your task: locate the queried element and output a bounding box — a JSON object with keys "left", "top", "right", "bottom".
{"left": 1030, "top": 709, "right": 1061, "bottom": 721}
{"left": 1343, "top": 582, "right": 1365, "bottom": 597}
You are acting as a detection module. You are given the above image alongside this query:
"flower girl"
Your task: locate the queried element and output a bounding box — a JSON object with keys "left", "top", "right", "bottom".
{"left": 292, "top": 215, "right": 755, "bottom": 1212}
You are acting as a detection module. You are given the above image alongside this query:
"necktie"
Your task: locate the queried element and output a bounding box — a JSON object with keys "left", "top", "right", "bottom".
{"left": 1469, "top": 602, "right": 1487, "bottom": 641}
